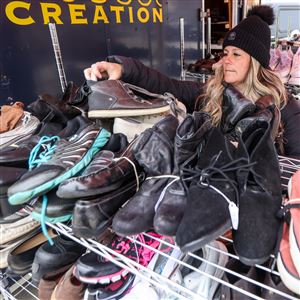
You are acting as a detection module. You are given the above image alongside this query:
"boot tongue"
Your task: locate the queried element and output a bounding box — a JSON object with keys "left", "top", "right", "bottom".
{"left": 221, "top": 83, "right": 256, "bottom": 134}
{"left": 196, "top": 128, "right": 235, "bottom": 170}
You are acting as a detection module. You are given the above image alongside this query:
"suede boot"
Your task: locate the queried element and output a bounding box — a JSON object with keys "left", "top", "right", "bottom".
{"left": 175, "top": 127, "right": 238, "bottom": 253}
{"left": 153, "top": 112, "right": 212, "bottom": 236}
{"left": 112, "top": 115, "right": 179, "bottom": 236}
{"left": 233, "top": 111, "right": 282, "bottom": 266}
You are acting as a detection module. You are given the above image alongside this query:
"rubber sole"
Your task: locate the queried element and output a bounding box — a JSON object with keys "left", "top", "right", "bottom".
{"left": 88, "top": 105, "right": 170, "bottom": 118}
{"left": 8, "top": 129, "right": 110, "bottom": 205}
{"left": 74, "top": 265, "right": 128, "bottom": 285}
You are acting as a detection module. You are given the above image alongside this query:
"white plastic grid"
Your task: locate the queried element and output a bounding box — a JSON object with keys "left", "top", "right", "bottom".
{"left": 0, "top": 156, "right": 300, "bottom": 300}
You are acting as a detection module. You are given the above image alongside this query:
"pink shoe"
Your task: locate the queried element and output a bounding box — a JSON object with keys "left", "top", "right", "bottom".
{"left": 275, "top": 47, "right": 293, "bottom": 83}
{"left": 277, "top": 220, "right": 300, "bottom": 295}
{"left": 288, "top": 47, "right": 300, "bottom": 86}
{"left": 288, "top": 169, "right": 300, "bottom": 275}
{"left": 74, "top": 232, "right": 162, "bottom": 284}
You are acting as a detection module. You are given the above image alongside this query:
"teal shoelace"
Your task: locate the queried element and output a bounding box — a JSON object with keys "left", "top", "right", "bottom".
{"left": 28, "top": 135, "right": 60, "bottom": 245}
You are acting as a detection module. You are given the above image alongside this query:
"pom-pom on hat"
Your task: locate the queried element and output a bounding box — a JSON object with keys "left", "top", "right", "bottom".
{"left": 223, "top": 5, "right": 274, "bottom": 68}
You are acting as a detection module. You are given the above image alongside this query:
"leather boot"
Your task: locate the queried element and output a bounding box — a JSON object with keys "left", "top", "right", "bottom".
{"left": 153, "top": 112, "right": 212, "bottom": 236}
{"left": 233, "top": 110, "right": 282, "bottom": 266}
{"left": 233, "top": 95, "right": 280, "bottom": 142}
{"left": 67, "top": 80, "right": 93, "bottom": 114}
{"left": 221, "top": 82, "right": 256, "bottom": 134}
{"left": 112, "top": 115, "right": 179, "bottom": 236}
{"left": 176, "top": 127, "right": 238, "bottom": 253}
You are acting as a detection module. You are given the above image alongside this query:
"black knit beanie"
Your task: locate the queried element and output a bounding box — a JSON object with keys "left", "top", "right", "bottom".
{"left": 223, "top": 5, "right": 274, "bottom": 68}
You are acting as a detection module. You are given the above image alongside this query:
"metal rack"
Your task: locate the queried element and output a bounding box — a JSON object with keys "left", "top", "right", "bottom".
{"left": 183, "top": 71, "right": 211, "bottom": 82}
{"left": 1, "top": 156, "right": 300, "bottom": 300}
{"left": 0, "top": 273, "right": 38, "bottom": 300}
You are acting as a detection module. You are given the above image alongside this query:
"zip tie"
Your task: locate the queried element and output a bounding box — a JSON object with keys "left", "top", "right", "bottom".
{"left": 113, "top": 157, "right": 140, "bottom": 192}
{"left": 154, "top": 177, "right": 180, "bottom": 212}
{"left": 145, "top": 175, "right": 180, "bottom": 212}
{"left": 201, "top": 182, "right": 239, "bottom": 230}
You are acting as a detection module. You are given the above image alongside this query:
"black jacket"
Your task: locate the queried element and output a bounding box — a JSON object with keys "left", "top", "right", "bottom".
{"left": 107, "top": 56, "right": 300, "bottom": 159}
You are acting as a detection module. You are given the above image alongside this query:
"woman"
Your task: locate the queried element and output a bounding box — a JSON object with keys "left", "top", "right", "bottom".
{"left": 84, "top": 5, "right": 300, "bottom": 159}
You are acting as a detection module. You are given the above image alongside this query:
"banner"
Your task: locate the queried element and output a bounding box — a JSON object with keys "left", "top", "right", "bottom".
{"left": 4, "top": 0, "right": 163, "bottom": 25}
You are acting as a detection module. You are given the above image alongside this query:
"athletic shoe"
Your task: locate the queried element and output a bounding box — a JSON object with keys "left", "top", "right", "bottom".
{"left": 74, "top": 232, "right": 161, "bottom": 284}
{"left": 0, "top": 112, "right": 40, "bottom": 150}
{"left": 8, "top": 124, "right": 110, "bottom": 205}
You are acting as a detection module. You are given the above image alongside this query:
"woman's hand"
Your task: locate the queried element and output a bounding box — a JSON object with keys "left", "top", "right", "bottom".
{"left": 84, "top": 61, "right": 123, "bottom": 81}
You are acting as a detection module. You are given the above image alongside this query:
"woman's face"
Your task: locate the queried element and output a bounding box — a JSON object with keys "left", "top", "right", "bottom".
{"left": 222, "top": 46, "right": 251, "bottom": 87}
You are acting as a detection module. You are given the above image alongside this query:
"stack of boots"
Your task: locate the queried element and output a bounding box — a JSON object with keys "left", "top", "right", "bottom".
{"left": 153, "top": 112, "right": 213, "bottom": 236}
{"left": 112, "top": 115, "right": 179, "bottom": 236}
{"left": 233, "top": 109, "right": 282, "bottom": 266}
{"left": 221, "top": 82, "right": 256, "bottom": 134}
{"left": 176, "top": 127, "right": 238, "bottom": 253}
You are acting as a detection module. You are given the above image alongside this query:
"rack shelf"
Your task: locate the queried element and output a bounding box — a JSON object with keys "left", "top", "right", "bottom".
{"left": 1, "top": 157, "right": 300, "bottom": 300}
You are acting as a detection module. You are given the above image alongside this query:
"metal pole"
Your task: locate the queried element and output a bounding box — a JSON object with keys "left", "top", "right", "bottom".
{"left": 242, "top": 0, "right": 248, "bottom": 20}
{"left": 48, "top": 23, "right": 67, "bottom": 93}
{"left": 232, "top": 0, "right": 239, "bottom": 27}
{"left": 206, "top": 10, "right": 212, "bottom": 57}
{"left": 179, "top": 18, "right": 185, "bottom": 80}
{"left": 201, "top": 0, "right": 206, "bottom": 59}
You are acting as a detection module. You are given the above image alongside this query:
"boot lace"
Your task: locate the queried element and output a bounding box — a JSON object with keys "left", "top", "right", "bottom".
{"left": 180, "top": 152, "right": 258, "bottom": 230}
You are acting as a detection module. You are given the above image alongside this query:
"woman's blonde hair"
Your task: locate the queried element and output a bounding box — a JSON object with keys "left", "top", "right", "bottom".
{"left": 198, "top": 57, "right": 288, "bottom": 126}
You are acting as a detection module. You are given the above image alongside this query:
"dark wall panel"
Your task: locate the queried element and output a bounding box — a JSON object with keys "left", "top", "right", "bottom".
{"left": 0, "top": 0, "right": 203, "bottom": 105}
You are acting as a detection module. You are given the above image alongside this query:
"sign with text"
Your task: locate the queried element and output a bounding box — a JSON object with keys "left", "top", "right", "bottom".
{"left": 4, "top": 0, "right": 163, "bottom": 25}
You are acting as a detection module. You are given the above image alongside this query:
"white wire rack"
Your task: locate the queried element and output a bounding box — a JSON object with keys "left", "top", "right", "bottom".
{"left": 183, "top": 71, "right": 211, "bottom": 83}
{"left": 278, "top": 155, "right": 300, "bottom": 189}
{"left": 1, "top": 156, "right": 300, "bottom": 300}
{"left": 0, "top": 273, "right": 38, "bottom": 300}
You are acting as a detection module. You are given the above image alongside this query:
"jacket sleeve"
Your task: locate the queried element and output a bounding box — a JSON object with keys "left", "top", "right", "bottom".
{"left": 106, "top": 55, "right": 204, "bottom": 113}
{"left": 281, "top": 94, "right": 300, "bottom": 159}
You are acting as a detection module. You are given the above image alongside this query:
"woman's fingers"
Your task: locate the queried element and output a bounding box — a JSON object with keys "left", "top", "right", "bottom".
{"left": 83, "top": 61, "right": 122, "bottom": 81}
{"left": 83, "top": 68, "right": 92, "bottom": 80}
